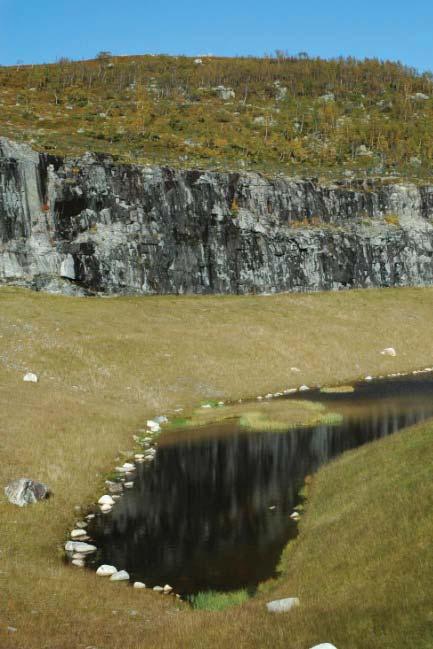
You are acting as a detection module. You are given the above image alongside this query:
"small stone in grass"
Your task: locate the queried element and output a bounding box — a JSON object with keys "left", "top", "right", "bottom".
{"left": 110, "top": 570, "right": 129, "bottom": 581}
{"left": 23, "top": 372, "right": 38, "bottom": 383}
{"left": 380, "top": 347, "right": 396, "bottom": 357}
{"left": 153, "top": 585, "right": 164, "bottom": 592}
{"left": 133, "top": 582, "right": 146, "bottom": 589}
{"left": 309, "top": 645, "right": 338, "bottom": 649}
{"left": 266, "top": 597, "right": 300, "bottom": 613}
{"left": 72, "top": 559, "right": 85, "bottom": 567}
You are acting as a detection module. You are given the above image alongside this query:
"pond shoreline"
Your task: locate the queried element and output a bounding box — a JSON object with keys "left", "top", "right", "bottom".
{"left": 65, "top": 364, "right": 433, "bottom": 599}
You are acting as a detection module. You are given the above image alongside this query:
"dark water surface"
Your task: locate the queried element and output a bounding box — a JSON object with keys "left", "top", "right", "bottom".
{"left": 88, "top": 373, "right": 433, "bottom": 595}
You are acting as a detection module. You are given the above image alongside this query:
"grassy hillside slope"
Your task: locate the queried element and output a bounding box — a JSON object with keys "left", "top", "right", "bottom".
{"left": 1, "top": 54, "right": 433, "bottom": 178}
{"left": 1, "top": 287, "right": 433, "bottom": 648}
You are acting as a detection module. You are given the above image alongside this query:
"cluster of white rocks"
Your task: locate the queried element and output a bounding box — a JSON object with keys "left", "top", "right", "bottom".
{"left": 94, "top": 564, "right": 174, "bottom": 594}
{"left": 64, "top": 414, "right": 168, "bottom": 577}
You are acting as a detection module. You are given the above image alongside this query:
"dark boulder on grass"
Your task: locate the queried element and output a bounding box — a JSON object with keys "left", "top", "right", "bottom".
{"left": 4, "top": 478, "right": 50, "bottom": 507}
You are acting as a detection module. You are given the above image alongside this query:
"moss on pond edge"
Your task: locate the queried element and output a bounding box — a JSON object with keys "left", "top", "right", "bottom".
{"left": 190, "top": 589, "right": 250, "bottom": 611}
{"left": 167, "top": 398, "right": 344, "bottom": 435}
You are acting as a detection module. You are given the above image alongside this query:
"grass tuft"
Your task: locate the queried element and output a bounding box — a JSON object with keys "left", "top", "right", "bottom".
{"left": 191, "top": 589, "right": 249, "bottom": 611}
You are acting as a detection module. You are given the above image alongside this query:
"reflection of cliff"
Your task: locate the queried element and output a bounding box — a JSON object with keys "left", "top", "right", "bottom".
{"left": 89, "top": 393, "right": 433, "bottom": 594}
{"left": 2, "top": 137, "right": 433, "bottom": 295}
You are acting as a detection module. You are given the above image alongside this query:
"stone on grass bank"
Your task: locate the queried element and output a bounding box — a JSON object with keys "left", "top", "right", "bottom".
{"left": 110, "top": 570, "right": 130, "bottom": 582}
{"left": 266, "top": 597, "right": 300, "bottom": 613}
{"left": 5, "top": 478, "right": 50, "bottom": 507}
{"left": 96, "top": 565, "right": 117, "bottom": 577}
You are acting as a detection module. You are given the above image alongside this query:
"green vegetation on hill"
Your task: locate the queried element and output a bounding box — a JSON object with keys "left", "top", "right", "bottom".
{"left": 1, "top": 54, "right": 433, "bottom": 178}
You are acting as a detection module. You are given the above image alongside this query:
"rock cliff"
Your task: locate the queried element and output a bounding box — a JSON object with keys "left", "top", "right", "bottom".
{"left": 1, "top": 137, "right": 433, "bottom": 295}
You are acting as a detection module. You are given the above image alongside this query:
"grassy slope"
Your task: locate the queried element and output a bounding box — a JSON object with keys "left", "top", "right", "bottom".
{"left": 1, "top": 286, "right": 433, "bottom": 648}
{"left": 1, "top": 54, "right": 433, "bottom": 178}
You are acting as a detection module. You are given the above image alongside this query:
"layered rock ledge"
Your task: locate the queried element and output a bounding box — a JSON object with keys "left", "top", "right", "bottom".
{"left": 1, "top": 137, "right": 433, "bottom": 295}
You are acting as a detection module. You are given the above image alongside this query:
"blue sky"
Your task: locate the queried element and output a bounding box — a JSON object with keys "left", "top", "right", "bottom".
{"left": 1, "top": 0, "right": 432, "bottom": 72}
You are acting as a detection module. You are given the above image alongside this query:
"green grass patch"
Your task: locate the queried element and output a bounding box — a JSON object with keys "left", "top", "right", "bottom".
{"left": 191, "top": 589, "right": 250, "bottom": 611}
{"left": 320, "top": 385, "right": 355, "bottom": 394}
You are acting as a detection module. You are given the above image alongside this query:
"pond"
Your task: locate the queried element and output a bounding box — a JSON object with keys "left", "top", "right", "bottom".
{"left": 86, "top": 372, "right": 433, "bottom": 595}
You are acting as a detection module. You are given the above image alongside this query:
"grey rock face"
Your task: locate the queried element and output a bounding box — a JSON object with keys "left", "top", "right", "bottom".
{"left": 5, "top": 478, "right": 50, "bottom": 507}
{"left": 1, "top": 137, "right": 433, "bottom": 296}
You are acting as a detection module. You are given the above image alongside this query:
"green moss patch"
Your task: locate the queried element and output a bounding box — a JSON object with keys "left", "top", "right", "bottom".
{"left": 191, "top": 589, "right": 249, "bottom": 611}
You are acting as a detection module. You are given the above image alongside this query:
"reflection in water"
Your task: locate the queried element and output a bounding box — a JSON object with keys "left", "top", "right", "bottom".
{"left": 88, "top": 374, "right": 433, "bottom": 595}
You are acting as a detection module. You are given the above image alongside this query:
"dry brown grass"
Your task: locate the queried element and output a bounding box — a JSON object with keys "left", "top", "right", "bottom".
{"left": 1, "top": 286, "right": 433, "bottom": 649}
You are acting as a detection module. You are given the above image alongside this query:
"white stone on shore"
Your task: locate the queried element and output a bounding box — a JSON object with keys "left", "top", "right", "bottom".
{"left": 100, "top": 504, "right": 112, "bottom": 513}
{"left": 266, "top": 597, "right": 300, "bottom": 613}
{"left": 310, "top": 645, "right": 338, "bottom": 649}
{"left": 96, "top": 565, "right": 117, "bottom": 577}
{"left": 75, "top": 521, "right": 87, "bottom": 529}
{"left": 163, "top": 584, "right": 173, "bottom": 593}
{"left": 110, "top": 570, "right": 130, "bottom": 581}
{"left": 290, "top": 512, "right": 301, "bottom": 521}
{"left": 23, "top": 372, "right": 38, "bottom": 383}
{"left": 72, "top": 553, "right": 86, "bottom": 560}
{"left": 153, "top": 585, "right": 164, "bottom": 592}
{"left": 299, "top": 385, "right": 310, "bottom": 392}
{"left": 72, "top": 559, "right": 85, "bottom": 567}
{"left": 133, "top": 582, "right": 146, "bottom": 589}
{"left": 65, "top": 541, "right": 96, "bottom": 554}
{"left": 70, "top": 529, "right": 87, "bottom": 539}
{"left": 365, "top": 376, "right": 373, "bottom": 381}
{"left": 124, "top": 482, "right": 134, "bottom": 489}
{"left": 98, "top": 495, "right": 115, "bottom": 506}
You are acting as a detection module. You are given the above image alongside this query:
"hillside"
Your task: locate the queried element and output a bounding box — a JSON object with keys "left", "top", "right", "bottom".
{"left": 1, "top": 54, "right": 433, "bottom": 178}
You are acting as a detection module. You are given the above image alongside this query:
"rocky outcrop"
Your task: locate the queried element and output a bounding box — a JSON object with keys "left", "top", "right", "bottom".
{"left": 1, "top": 137, "right": 433, "bottom": 295}
{"left": 5, "top": 478, "right": 50, "bottom": 507}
